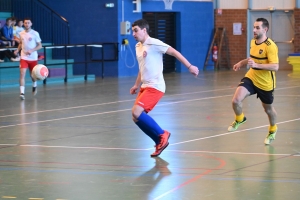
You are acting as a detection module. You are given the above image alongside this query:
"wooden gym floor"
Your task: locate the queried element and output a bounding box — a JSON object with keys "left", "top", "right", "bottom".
{"left": 0, "top": 69, "right": 299, "bottom": 200}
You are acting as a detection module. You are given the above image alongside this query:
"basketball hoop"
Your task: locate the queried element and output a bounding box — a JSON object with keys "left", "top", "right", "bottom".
{"left": 163, "top": 0, "right": 174, "bottom": 10}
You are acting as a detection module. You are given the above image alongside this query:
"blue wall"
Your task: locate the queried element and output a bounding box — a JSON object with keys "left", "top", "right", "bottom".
{"left": 42, "top": 0, "right": 119, "bottom": 77}
{"left": 118, "top": 1, "right": 214, "bottom": 77}
{"left": 42, "top": 0, "right": 214, "bottom": 77}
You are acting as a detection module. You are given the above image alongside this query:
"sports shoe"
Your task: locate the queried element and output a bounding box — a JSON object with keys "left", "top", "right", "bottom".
{"left": 20, "top": 93, "right": 25, "bottom": 100}
{"left": 151, "top": 131, "right": 171, "bottom": 157}
{"left": 0, "top": 59, "right": 4, "bottom": 62}
{"left": 11, "top": 57, "right": 20, "bottom": 62}
{"left": 32, "top": 87, "right": 37, "bottom": 96}
{"left": 264, "top": 130, "right": 277, "bottom": 145}
{"left": 228, "top": 117, "right": 247, "bottom": 132}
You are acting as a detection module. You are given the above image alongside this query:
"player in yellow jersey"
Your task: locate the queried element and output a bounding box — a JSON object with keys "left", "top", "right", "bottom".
{"left": 227, "top": 18, "right": 279, "bottom": 145}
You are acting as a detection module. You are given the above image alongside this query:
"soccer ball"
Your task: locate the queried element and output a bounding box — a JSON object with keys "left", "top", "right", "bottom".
{"left": 31, "top": 64, "right": 49, "bottom": 80}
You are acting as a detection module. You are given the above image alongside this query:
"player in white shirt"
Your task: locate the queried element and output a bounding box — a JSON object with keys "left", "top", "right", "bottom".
{"left": 130, "top": 19, "right": 199, "bottom": 157}
{"left": 14, "top": 18, "right": 42, "bottom": 100}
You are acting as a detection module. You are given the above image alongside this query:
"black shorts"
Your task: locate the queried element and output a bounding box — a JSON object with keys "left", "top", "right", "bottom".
{"left": 238, "top": 77, "right": 274, "bottom": 104}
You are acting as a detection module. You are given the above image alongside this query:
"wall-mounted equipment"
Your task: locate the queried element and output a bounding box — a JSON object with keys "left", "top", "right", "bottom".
{"left": 120, "top": 21, "right": 131, "bottom": 35}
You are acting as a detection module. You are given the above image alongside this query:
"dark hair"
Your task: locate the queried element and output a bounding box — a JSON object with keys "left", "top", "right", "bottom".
{"left": 132, "top": 19, "right": 149, "bottom": 33}
{"left": 256, "top": 18, "right": 269, "bottom": 31}
{"left": 23, "top": 17, "right": 32, "bottom": 22}
{"left": 11, "top": 16, "right": 17, "bottom": 21}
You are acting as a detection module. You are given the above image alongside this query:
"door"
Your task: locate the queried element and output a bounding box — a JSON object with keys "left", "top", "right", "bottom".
{"left": 143, "top": 12, "right": 176, "bottom": 73}
{"left": 249, "top": 11, "right": 294, "bottom": 70}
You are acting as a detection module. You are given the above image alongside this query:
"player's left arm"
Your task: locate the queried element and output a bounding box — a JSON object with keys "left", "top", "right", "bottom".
{"left": 14, "top": 39, "right": 22, "bottom": 55}
{"left": 248, "top": 60, "right": 279, "bottom": 71}
{"left": 166, "top": 46, "right": 199, "bottom": 76}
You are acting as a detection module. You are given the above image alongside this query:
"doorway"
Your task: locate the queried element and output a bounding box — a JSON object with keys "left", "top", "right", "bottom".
{"left": 143, "top": 12, "right": 177, "bottom": 73}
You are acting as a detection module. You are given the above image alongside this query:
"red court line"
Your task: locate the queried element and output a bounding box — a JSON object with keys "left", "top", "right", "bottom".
{"left": 153, "top": 154, "right": 226, "bottom": 200}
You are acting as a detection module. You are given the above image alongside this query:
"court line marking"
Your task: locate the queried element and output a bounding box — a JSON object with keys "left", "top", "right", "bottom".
{"left": 0, "top": 84, "right": 299, "bottom": 118}
{"left": 0, "top": 79, "right": 298, "bottom": 199}
{"left": 2, "top": 144, "right": 294, "bottom": 157}
{"left": 0, "top": 87, "right": 234, "bottom": 118}
{"left": 0, "top": 84, "right": 299, "bottom": 156}
{"left": 0, "top": 117, "right": 299, "bottom": 156}
{"left": 170, "top": 117, "right": 300, "bottom": 146}
{"left": 19, "top": 145, "right": 151, "bottom": 151}
{"left": 0, "top": 89, "right": 299, "bottom": 130}
{"left": 166, "top": 150, "right": 300, "bottom": 157}
{"left": 153, "top": 154, "right": 227, "bottom": 200}
{"left": 0, "top": 94, "right": 232, "bottom": 129}
{"left": 0, "top": 100, "right": 134, "bottom": 118}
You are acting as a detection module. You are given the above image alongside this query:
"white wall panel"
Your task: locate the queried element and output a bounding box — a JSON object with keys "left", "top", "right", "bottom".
{"left": 251, "top": 0, "right": 295, "bottom": 10}
{"left": 217, "top": 0, "right": 296, "bottom": 9}
{"left": 218, "top": 0, "right": 247, "bottom": 9}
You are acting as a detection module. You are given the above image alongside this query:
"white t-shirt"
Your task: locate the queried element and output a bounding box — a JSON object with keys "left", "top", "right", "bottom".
{"left": 19, "top": 29, "right": 42, "bottom": 61}
{"left": 135, "top": 37, "right": 170, "bottom": 93}
{"left": 14, "top": 26, "right": 24, "bottom": 38}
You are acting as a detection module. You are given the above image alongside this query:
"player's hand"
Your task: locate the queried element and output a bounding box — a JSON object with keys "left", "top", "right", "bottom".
{"left": 247, "top": 58, "right": 257, "bottom": 69}
{"left": 233, "top": 63, "right": 240, "bottom": 71}
{"left": 24, "top": 51, "right": 31, "bottom": 55}
{"left": 189, "top": 65, "right": 199, "bottom": 77}
{"left": 233, "top": 60, "right": 245, "bottom": 71}
{"left": 130, "top": 85, "right": 138, "bottom": 95}
{"left": 13, "top": 50, "right": 18, "bottom": 55}
{"left": 26, "top": 50, "right": 33, "bottom": 55}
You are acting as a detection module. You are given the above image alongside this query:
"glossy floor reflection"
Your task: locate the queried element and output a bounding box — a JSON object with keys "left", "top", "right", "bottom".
{"left": 0, "top": 69, "right": 299, "bottom": 200}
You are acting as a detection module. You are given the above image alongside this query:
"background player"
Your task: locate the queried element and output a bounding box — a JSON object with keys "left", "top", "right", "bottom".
{"left": 14, "top": 18, "right": 42, "bottom": 100}
{"left": 227, "top": 18, "right": 279, "bottom": 145}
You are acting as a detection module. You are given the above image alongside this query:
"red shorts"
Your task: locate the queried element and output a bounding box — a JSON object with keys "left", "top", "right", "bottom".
{"left": 134, "top": 87, "right": 164, "bottom": 113}
{"left": 20, "top": 59, "right": 38, "bottom": 72}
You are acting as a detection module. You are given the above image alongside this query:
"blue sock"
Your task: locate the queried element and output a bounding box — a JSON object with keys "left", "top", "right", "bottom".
{"left": 135, "top": 121, "right": 159, "bottom": 144}
{"left": 137, "top": 112, "right": 164, "bottom": 136}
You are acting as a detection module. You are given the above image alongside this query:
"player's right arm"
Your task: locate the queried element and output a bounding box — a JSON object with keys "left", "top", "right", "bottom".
{"left": 14, "top": 39, "right": 22, "bottom": 55}
{"left": 130, "top": 71, "right": 141, "bottom": 94}
{"left": 27, "top": 41, "right": 42, "bottom": 54}
{"left": 233, "top": 58, "right": 249, "bottom": 71}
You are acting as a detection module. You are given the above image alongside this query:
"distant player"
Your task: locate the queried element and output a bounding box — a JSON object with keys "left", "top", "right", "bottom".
{"left": 14, "top": 17, "right": 42, "bottom": 100}
{"left": 227, "top": 18, "right": 279, "bottom": 145}
{"left": 130, "top": 19, "right": 199, "bottom": 157}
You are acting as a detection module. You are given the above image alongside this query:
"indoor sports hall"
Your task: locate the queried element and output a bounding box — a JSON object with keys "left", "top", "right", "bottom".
{"left": 1, "top": 0, "right": 300, "bottom": 199}
{"left": 1, "top": 70, "right": 300, "bottom": 200}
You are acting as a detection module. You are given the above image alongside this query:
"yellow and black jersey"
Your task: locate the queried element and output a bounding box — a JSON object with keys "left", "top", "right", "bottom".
{"left": 245, "top": 38, "right": 278, "bottom": 91}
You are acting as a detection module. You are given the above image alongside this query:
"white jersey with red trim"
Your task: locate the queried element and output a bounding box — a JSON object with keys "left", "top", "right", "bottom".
{"left": 19, "top": 29, "right": 42, "bottom": 61}
{"left": 135, "top": 37, "right": 170, "bottom": 93}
